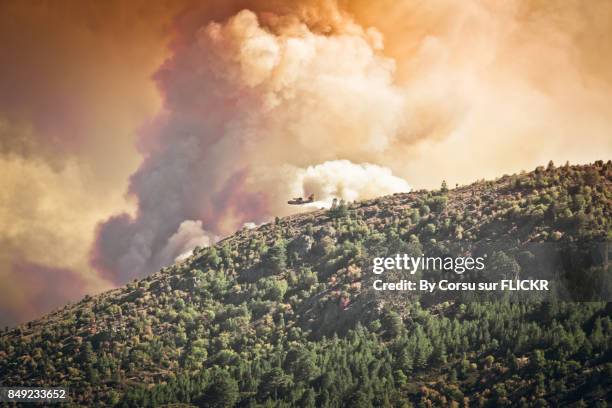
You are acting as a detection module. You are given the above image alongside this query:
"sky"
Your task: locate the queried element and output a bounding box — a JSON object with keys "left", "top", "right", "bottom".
{"left": 1, "top": 0, "right": 611, "bottom": 327}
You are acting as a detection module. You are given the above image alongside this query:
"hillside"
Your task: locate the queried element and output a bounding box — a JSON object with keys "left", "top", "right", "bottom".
{"left": 1, "top": 161, "right": 611, "bottom": 407}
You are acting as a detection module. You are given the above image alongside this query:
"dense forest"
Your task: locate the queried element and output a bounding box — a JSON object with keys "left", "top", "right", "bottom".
{"left": 0, "top": 161, "right": 611, "bottom": 407}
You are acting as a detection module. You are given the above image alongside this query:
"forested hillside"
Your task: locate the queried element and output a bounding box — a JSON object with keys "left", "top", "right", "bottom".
{"left": 1, "top": 161, "right": 611, "bottom": 407}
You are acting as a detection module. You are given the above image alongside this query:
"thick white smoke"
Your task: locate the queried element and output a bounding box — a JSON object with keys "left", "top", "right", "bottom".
{"left": 161, "top": 220, "right": 218, "bottom": 263}
{"left": 261, "top": 160, "right": 411, "bottom": 209}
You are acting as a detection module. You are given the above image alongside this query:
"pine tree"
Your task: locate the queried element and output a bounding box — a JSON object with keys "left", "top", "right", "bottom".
{"left": 441, "top": 180, "right": 449, "bottom": 193}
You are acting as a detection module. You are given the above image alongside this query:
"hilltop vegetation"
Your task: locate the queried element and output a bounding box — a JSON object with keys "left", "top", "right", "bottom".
{"left": 0, "top": 161, "right": 611, "bottom": 407}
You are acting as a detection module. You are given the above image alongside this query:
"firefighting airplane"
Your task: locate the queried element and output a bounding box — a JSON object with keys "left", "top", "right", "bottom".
{"left": 288, "top": 193, "right": 315, "bottom": 205}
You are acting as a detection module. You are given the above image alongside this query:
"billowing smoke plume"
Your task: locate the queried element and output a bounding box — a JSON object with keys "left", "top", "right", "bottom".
{"left": 92, "top": 1, "right": 612, "bottom": 284}
{"left": 92, "top": 5, "right": 413, "bottom": 283}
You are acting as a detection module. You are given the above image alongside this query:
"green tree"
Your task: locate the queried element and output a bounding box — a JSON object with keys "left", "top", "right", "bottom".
{"left": 199, "top": 370, "right": 239, "bottom": 408}
{"left": 441, "top": 180, "right": 449, "bottom": 193}
{"left": 382, "top": 311, "right": 403, "bottom": 340}
{"left": 263, "top": 240, "right": 287, "bottom": 273}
